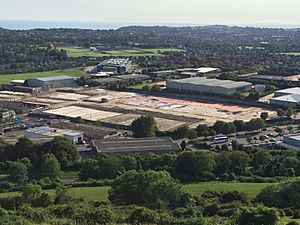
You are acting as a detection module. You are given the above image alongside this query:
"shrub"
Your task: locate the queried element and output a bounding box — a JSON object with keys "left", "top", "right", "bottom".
{"left": 127, "top": 207, "right": 159, "bottom": 224}
{"left": 287, "top": 222, "right": 300, "bottom": 225}
{"left": 293, "top": 209, "right": 300, "bottom": 219}
{"left": 75, "top": 208, "right": 115, "bottom": 224}
{"left": 203, "top": 203, "right": 220, "bottom": 216}
{"left": 233, "top": 205, "right": 280, "bottom": 225}
{"left": 18, "top": 205, "right": 49, "bottom": 223}
{"left": 220, "top": 191, "right": 248, "bottom": 204}
{"left": 50, "top": 204, "right": 75, "bottom": 218}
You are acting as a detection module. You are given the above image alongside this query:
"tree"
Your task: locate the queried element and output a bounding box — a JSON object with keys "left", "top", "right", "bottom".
{"left": 42, "top": 154, "right": 61, "bottom": 181}
{"left": 253, "top": 150, "right": 272, "bottom": 168}
{"left": 246, "top": 118, "right": 265, "bottom": 132}
{"left": 40, "top": 137, "right": 79, "bottom": 169}
{"left": 172, "top": 151, "right": 215, "bottom": 182}
{"left": 196, "top": 124, "right": 209, "bottom": 136}
{"left": 233, "top": 120, "right": 245, "bottom": 132}
{"left": 221, "top": 122, "right": 236, "bottom": 134}
{"left": 231, "top": 140, "right": 238, "bottom": 150}
{"left": 233, "top": 205, "right": 280, "bottom": 225}
{"left": 54, "top": 185, "right": 69, "bottom": 204}
{"left": 260, "top": 112, "right": 269, "bottom": 120}
{"left": 73, "top": 116, "right": 85, "bottom": 124}
{"left": 21, "top": 183, "right": 42, "bottom": 203}
{"left": 287, "top": 107, "right": 293, "bottom": 119}
{"left": 142, "top": 85, "right": 150, "bottom": 91}
{"left": 8, "top": 161, "right": 28, "bottom": 185}
{"left": 109, "top": 170, "right": 183, "bottom": 209}
{"left": 171, "top": 125, "right": 190, "bottom": 139}
{"left": 287, "top": 126, "right": 294, "bottom": 133}
{"left": 131, "top": 116, "right": 157, "bottom": 138}
{"left": 277, "top": 108, "right": 285, "bottom": 117}
{"left": 187, "top": 129, "right": 197, "bottom": 140}
{"left": 150, "top": 84, "right": 161, "bottom": 92}
{"left": 212, "top": 121, "right": 226, "bottom": 134}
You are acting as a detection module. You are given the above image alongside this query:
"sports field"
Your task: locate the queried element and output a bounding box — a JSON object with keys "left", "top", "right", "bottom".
{"left": 0, "top": 68, "right": 87, "bottom": 85}
{"left": 60, "top": 47, "right": 185, "bottom": 57}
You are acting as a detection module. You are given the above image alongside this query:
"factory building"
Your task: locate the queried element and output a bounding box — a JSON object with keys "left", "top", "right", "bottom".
{"left": 0, "top": 108, "right": 16, "bottom": 123}
{"left": 91, "top": 137, "right": 181, "bottom": 155}
{"left": 26, "top": 76, "right": 76, "bottom": 91}
{"left": 95, "top": 58, "right": 132, "bottom": 75}
{"left": 274, "top": 87, "right": 300, "bottom": 97}
{"left": 166, "top": 77, "right": 252, "bottom": 96}
{"left": 281, "top": 134, "right": 300, "bottom": 150}
{"left": 270, "top": 87, "right": 300, "bottom": 108}
{"left": 24, "top": 126, "right": 84, "bottom": 143}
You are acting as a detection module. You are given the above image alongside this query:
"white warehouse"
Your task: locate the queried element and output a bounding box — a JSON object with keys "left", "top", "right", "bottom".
{"left": 24, "top": 126, "right": 84, "bottom": 143}
{"left": 166, "top": 77, "right": 252, "bottom": 96}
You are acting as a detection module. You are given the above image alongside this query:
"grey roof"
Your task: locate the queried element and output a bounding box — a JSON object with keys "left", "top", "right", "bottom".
{"left": 249, "top": 75, "right": 284, "bottom": 81}
{"left": 31, "top": 76, "right": 74, "bottom": 82}
{"left": 271, "top": 94, "right": 300, "bottom": 103}
{"left": 92, "top": 137, "right": 181, "bottom": 154}
{"left": 169, "top": 78, "right": 252, "bottom": 89}
{"left": 275, "top": 87, "right": 300, "bottom": 95}
{"left": 115, "top": 74, "right": 151, "bottom": 80}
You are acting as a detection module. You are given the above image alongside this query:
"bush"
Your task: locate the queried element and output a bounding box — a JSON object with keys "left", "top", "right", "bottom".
{"left": 127, "top": 207, "right": 159, "bottom": 224}
{"left": 203, "top": 203, "right": 220, "bottom": 216}
{"left": 50, "top": 204, "right": 75, "bottom": 218}
{"left": 18, "top": 205, "right": 49, "bottom": 223}
{"left": 287, "top": 222, "right": 300, "bottom": 225}
{"left": 75, "top": 208, "right": 115, "bottom": 224}
{"left": 284, "top": 208, "right": 294, "bottom": 217}
{"left": 233, "top": 205, "right": 280, "bottom": 225}
{"left": 220, "top": 191, "right": 248, "bottom": 204}
{"left": 293, "top": 209, "right": 300, "bottom": 219}
{"left": 0, "top": 196, "right": 22, "bottom": 210}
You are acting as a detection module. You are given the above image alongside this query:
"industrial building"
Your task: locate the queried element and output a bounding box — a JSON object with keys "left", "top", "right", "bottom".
{"left": 86, "top": 74, "right": 151, "bottom": 87}
{"left": 166, "top": 77, "right": 252, "bottom": 96}
{"left": 26, "top": 76, "right": 77, "bottom": 91}
{"left": 24, "top": 126, "right": 84, "bottom": 143}
{"left": 270, "top": 87, "right": 300, "bottom": 108}
{"left": 95, "top": 58, "right": 132, "bottom": 75}
{"left": 281, "top": 134, "right": 300, "bottom": 150}
{"left": 91, "top": 137, "right": 181, "bottom": 154}
{"left": 274, "top": 87, "right": 300, "bottom": 97}
{"left": 0, "top": 108, "right": 16, "bottom": 123}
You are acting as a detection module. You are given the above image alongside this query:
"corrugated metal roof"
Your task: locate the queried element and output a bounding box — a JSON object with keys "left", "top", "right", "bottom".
{"left": 92, "top": 137, "right": 181, "bottom": 154}
{"left": 31, "top": 76, "right": 74, "bottom": 82}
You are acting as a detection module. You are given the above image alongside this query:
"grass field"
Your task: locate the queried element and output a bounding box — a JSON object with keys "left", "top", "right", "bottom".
{"left": 60, "top": 47, "right": 185, "bottom": 58}
{"left": 0, "top": 68, "right": 87, "bottom": 85}
{"left": 182, "top": 182, "right": 274, "bottom": 199}
{"left": 0, "top": 182, "right": 274, "bottom": 203}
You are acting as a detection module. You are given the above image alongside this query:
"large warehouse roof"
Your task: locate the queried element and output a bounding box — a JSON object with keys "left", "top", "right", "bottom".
{"left": 31, "top": 76, "right": 74, "bottom": 82}
{"left": 271, "top": 94, "right": 300, "bottom": 103}
{"left": 92, "top": 137, "right": 181, "bottom": 154}
{"left": 275, "top": 87, "right": 300, "bottom": 95}
{"left": 170, "top": 77, "right": 252, "bottom": 89}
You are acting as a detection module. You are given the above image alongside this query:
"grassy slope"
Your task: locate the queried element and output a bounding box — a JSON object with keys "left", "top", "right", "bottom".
{"left": 0, "top": 68, "right": 87, "bottom": 85}
{"left": 61, "top": 47, "right": 185, "bottom": 58}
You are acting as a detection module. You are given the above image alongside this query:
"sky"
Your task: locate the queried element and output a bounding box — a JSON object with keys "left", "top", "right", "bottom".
{"left": 1, "top": 0, "right": 300, "bottom": 27}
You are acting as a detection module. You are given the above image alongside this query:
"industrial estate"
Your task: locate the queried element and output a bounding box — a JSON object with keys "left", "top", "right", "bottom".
{"left": 2, "top": 25, "right": 300, "bottom": 225}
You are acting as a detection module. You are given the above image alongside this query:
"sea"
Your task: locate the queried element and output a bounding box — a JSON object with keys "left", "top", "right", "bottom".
{"left": 0, "top": 20, "right": 299, "bottom": 30}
